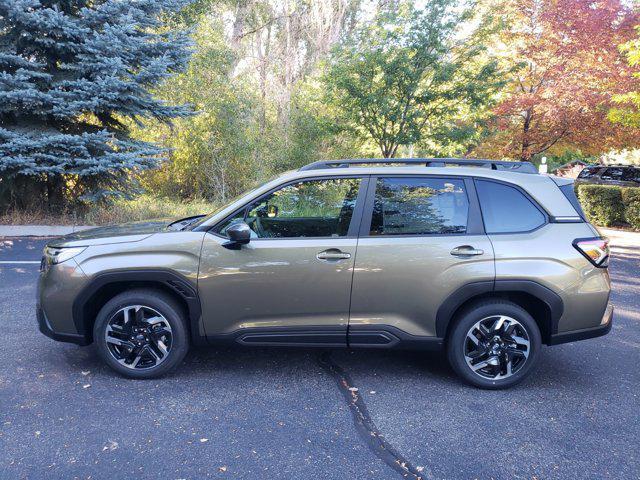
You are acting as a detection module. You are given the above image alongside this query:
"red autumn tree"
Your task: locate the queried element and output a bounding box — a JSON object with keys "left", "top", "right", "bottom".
{"left": 474, "top": 0, "right": 640, "bottom": 162}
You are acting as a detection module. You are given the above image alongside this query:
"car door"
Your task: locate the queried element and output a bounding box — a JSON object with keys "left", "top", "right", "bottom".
{"left": 348, "top": 175, "right": 495, "bottom": 344}
{"left": 198, "top": 176, "right": 367, "bottom": 346}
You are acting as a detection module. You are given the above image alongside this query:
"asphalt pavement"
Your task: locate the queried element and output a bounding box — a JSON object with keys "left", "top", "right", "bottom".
{"left": 0, "top": 234, "right": 638, "bottom": 480}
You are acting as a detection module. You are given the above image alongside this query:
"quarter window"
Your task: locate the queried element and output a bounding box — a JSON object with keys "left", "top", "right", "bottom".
{"left": 475, "top": 180, "right": 545, "bottom": 233}
{"left": 370, "top": 177, "right": 469, "bottom": 235}
{"left": 216, "top": 178, "right": 360, "bottom": 238}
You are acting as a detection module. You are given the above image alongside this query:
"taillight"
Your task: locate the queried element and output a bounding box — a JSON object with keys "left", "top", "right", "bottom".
{"left": 573, "top": 237, "right": 610, "bottom": 268}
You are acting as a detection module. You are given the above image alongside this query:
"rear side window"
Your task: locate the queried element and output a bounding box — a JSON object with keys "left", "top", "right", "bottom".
{"left": 476, "top": 180, "right": 545, "bottom": 233}
{"left": 370, "top": 177, "right": 469, "bottom": 235}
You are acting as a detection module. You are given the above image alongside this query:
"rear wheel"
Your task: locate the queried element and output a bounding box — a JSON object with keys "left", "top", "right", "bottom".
{"left": 447, "top": 300, "right": 541, "bottom": 389}
{"left": 93, "top": 289, "right": 189, "bottom": 379}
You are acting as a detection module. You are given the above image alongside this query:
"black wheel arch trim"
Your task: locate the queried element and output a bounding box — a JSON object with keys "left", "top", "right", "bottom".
{"left": 435, "top": 279, "right": 564, "bottom": 339}
{"left": 72, "top": 269, "right": 205, "bottom": 346}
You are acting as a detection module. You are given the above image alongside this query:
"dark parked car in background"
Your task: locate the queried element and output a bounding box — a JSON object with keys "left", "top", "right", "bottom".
{"left": 576, "top": 165, "right": 640, "bottom": 187}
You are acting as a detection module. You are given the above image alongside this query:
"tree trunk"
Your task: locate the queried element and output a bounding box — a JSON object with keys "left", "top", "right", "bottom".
{"left": 520, "top": 108, "right": 533, "bottom": 162}
{"left": 381, "top": 142, "right": 396, "bottom": 158}
{"left": 230, "top": 0, "right": 253, "bottom": 74}
{"left": 46, "top": 174, "right": 65, "bottom": 212}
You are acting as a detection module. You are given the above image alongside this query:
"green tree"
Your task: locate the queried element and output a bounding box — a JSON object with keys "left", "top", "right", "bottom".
{"left": 136, "top": 10, "right": 363, "bottom": 204}
{"left": 323, "top": 0, "right": 504, "bottom": 158}
{"left": 134, "top": 18, "right": 259, "bottom": 204}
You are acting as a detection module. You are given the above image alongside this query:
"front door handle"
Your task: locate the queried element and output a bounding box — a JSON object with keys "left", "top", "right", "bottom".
{"left": 317, "top": 249, "right": 351, "bottom": 261}
{"left": 451, "top": 245, "right": 484, "bottom": 257}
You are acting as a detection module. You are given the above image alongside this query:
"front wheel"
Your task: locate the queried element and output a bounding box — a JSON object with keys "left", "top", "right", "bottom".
{"left": 447, "top": 300, "right": 541, "bottom": 389}
{"left": 93, "top": 289, "right": 189, "bottom": 379}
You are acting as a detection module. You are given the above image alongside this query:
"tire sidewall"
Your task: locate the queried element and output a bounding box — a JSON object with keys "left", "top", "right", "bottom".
{"left": 447, "top": 302, "right": 542, "bottom": 389}
{"left": 93, "top": 290, "right": 189, "bottom": 379}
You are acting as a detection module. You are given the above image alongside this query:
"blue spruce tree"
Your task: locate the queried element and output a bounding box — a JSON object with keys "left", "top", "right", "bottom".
{"left": 0, "top": 0, "right": 193, "bottom": 211}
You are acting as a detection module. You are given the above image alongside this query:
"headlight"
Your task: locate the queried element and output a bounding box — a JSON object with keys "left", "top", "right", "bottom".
{"left": 44, "top": 246, "right": 86, "bottom": 265}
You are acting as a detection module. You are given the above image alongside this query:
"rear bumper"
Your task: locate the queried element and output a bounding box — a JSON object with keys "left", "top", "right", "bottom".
{"left": 37, "top": 306, "right": 89, "bottom": 346}
{"left": 548, "top": 305, "right": 613, "bottom": 345}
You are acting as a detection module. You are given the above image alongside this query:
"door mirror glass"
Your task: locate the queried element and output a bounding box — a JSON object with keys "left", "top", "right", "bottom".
{"left": 224, "top": 222, "right": 252, "bottom": 249}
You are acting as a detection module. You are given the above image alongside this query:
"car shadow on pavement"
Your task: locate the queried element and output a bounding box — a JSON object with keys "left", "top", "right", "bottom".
{"left": 46, "top": 339, "right": 610, "bottom": 394}
{"left": 180, "top": 345, "right": 456, "bottom": 381}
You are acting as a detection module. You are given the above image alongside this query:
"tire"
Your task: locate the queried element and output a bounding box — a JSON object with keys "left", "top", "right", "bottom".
{"left": 446, "top": 300, "right": 541, "bottom": 389}
{"left": 93, "top": 289, "right": 189, "bottom": 379}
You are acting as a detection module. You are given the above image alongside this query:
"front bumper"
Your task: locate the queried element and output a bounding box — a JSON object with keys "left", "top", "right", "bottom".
{"left": 37, "top": 306, "right": 89, "bottom": 345}
{"left": 548, "top": 305, "right": 614, "bottom": 346}
{"left": 37, "top": 256, "right": 89, "bottom": 344}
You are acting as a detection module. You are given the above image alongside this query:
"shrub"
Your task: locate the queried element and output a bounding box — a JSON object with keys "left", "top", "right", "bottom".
{"left": 576, "top": 185, "right": 625, "bottom": 227}
{"left": 621, "top": 187, "right": 640, "bottom": 230}
{"left": 0, "top": 194, "right": 217, "bottom": 226}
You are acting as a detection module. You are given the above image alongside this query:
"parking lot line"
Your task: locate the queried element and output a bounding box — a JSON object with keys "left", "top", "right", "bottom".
{"left": 0, "top": 261, "right": 41, "bottom": 264}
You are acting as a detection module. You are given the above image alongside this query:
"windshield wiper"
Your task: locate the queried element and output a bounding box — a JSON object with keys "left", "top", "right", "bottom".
{"left": 167, "top": 215, "right": 206, "bottom": 231}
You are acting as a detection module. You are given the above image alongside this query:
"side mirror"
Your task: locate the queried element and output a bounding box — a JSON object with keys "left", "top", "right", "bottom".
{"left": 223, "top": 222, "right": 251, "bottom": 250}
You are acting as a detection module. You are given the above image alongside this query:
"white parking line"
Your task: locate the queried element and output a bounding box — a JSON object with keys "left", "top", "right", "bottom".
{"left": 0, "top": 261, "right": 41, "bottom": 264}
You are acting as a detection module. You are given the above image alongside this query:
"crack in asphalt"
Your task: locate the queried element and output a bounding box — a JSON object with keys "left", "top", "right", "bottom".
{"left": 318, "top": 351, "right": 429, "bottom": 480}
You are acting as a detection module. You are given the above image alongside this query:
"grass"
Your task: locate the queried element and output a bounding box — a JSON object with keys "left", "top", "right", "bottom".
{"left": 0, "top": 195, "right": 218, "bottom": 226}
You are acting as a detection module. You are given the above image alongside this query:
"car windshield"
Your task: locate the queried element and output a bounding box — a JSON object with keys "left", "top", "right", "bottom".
{"left": 186, "top": 174, "right": 285, "bottom": 230}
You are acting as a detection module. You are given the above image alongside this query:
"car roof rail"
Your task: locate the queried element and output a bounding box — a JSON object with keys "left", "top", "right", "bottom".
{"left": 299, "top": 158, "right": 539, "bottom": 174}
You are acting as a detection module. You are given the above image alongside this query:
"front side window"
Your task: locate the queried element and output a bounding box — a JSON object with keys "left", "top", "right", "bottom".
{"left": 476, "top": 180, "right": 545, "bottom": 233}
{"left": 370, "top": 177, "right": 469, "bottom": 235}
{"left": 216, "top": 178, "right": 360, "bottom": 238}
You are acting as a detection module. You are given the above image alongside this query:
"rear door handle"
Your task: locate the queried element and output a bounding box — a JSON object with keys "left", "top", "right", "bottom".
{"left": 317, "top": 249, "right": 351, "bottom": 261}
{"left": 450, "top": 245, "right": 484, "bottom": 257}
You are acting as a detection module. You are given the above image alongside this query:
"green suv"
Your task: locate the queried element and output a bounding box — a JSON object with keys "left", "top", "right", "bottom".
{"left": 37, "top": 159, "right": 613, "bottom": 389}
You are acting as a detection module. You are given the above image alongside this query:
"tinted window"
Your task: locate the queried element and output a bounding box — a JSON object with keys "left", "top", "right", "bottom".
{"left": 476, "top": 180, "right": 545, "bottom": 233}
{"left": 370, "top": 177, "right": 469, "bottom": 235}
{"left": 216, "top": 178, "right": 360, "bottom": 238}
{"left": 600, "top": 167, "right": 624, "bottom": 180}
{"left": 621, "top": 168, "right": 640, "bottom": 182}
{"left": 577, "top": 166, "right": 602, "bottom": 179}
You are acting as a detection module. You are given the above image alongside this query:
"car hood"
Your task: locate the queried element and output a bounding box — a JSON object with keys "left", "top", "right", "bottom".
{"left": 48, "top": 219, "right": 173, "bottom": 247}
